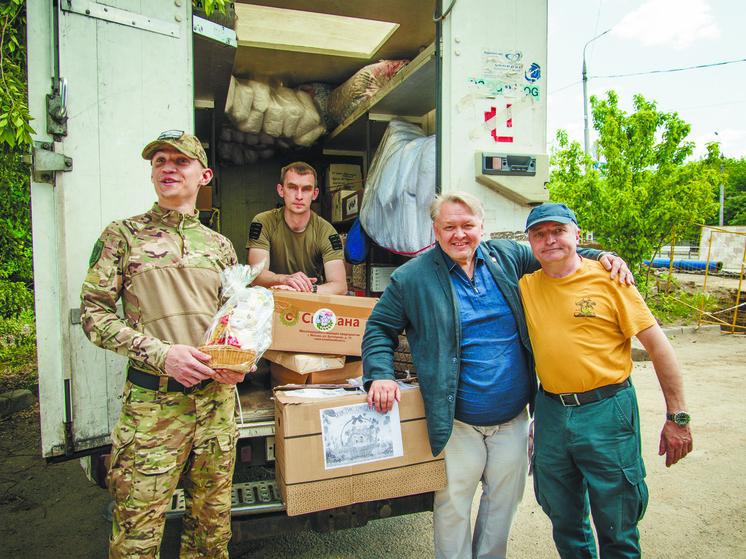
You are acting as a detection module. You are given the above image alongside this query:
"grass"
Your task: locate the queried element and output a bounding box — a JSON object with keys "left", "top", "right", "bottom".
{"left": 0, "top": 309, "right": 38, "bottom": 396}
{"left": 644, "top": 274, "right": 722, "bottom": 326}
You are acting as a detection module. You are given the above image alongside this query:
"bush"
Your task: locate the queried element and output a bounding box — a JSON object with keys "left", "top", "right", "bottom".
{"left": 644, "top": 274, "right": 720, "bottom": 325}
{"left": 0, "top": 309, "right": 37, "bottom": 395}
{"left": 0, "top": 277, "right": 33, "bottom": 318}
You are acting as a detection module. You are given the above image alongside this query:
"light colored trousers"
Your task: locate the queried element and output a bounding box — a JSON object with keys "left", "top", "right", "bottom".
{"left": 434, "top": 408, "right": 530, "bottom": 559}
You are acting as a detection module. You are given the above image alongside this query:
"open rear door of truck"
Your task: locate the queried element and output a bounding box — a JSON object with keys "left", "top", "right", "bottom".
{"left": 27, "top": 1, "right": 195, "bottom": 460}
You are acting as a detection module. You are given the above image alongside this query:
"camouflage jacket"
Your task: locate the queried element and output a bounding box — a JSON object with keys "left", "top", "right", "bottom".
{"left": 80, "top": 203, "right": 237, "bottom": 375}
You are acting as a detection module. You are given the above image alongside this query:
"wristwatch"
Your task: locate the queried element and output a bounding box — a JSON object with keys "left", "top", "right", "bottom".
{"left": 312, "top": 284, "right": 317, "bottom": 293}
{"left": 666, "top": 412, "right": 691, "bottom": 425}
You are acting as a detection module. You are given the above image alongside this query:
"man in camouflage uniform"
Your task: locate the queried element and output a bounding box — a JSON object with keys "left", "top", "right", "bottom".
{"left": 81, "top": 131, "right": 248, "bottom": 558}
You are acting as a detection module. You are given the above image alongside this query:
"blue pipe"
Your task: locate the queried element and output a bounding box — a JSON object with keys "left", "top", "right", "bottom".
{"left": 645, "top": 259, "right": 723, "bottom": 273}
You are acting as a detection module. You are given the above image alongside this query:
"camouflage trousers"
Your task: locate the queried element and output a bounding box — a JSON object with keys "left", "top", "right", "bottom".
{"left": 107, "top": 379, "right": 238, "bottom": 559}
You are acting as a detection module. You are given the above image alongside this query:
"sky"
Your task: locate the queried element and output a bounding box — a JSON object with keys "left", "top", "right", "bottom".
{"left": 547, "top": 0, "right": 746, "bottom": 160}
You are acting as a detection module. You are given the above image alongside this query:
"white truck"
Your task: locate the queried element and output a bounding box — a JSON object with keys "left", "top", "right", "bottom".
{"left": 26, "top": 0, "right": 549, "bottom": 540}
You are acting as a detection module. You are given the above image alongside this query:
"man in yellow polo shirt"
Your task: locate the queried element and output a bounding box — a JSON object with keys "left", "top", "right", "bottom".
{"left": 519, "top": 203, "right": 693, "bottom": 559}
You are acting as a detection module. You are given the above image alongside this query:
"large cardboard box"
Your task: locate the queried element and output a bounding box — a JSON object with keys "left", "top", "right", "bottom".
{"left": 325, "top": 163, "right": 362, "bottom": 194}
{"left": 270, "top": 292, "right": 377, "bottom": 356}
{"left": 274, "top": 386, "right": 445, "bottom": 516}
{"left": 270, "top": 358, "right": 363, "bottom": 387}
{"left": 331, "top": 188, "right": 364, "bottom": 224}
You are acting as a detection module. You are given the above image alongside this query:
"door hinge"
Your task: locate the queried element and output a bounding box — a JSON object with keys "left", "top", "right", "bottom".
{"left": 62, "top": 0, "right": 181, "bottom": 38}
{"left": 23, "top": 141, "right": 73, "bottom": 185}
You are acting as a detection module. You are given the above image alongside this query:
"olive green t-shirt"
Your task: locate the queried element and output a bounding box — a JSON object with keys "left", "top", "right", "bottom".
{"left": 246, "top": 207, "right": 343, "bottom": 283}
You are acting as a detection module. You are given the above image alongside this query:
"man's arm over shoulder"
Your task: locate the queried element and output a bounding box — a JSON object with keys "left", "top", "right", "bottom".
{"left": 636, "top": 323, "right": 693, "bottom": 467}
{"left": 483, "top": 239, "right": 542, "bottom": 279}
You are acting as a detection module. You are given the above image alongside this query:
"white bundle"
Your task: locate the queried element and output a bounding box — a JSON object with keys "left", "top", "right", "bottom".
{"left": 242, "top": 146, "right": 259, "bottom": 165}
{"left": 225, "top": 76, "right": 254, "bottom": 126}
{"left": 294, "top": 89, "right": 323, "bottom": 139}
{"left": 243, "top": 81, "right": 270, "bottom": 134}
{"left": 294, "top": 124, "right": 326, "bottom": 147}
{"left": 277, "top": 87, "right": 304, "bottom": 138}
{"left": 218, "top": 142, "right": 246, "bottom": 165}
{"left": 360, "top": 119, "right": 436, "bottom": 255}
{"left": 262, "top": 88, "right": 285, "bottom": 137}
{"left": 258, "top": 132, "right": 276, "bottom": 146}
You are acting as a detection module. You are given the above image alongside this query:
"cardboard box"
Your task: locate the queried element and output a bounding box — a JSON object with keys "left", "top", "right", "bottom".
{"left": 196, "top": 185, "right": 212, "bottom": 211}
{"left": 274, "top": 386, "right": 446, "bottom": 516}
{"left": 264, "top": 351, "right": 346, "bottom": 374}
{"left": 370, "top": 266, "right": 397, "bottom": 292}
{"left": 325, "top": 163, "right": 362, "bottom": 194}
{"left": 332, "top": 189, "right": 364, "bottom": 224}
{"left": 270, "top": 292, "right": 378, "bottom": 356}
{"left": 270, "top": 358, "right": 363, "bottom": 387}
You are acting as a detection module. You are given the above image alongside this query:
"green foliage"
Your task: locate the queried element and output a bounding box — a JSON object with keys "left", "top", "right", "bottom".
{"left": 0, "top": 309, "right": 37, "bottom": 395}
{"left": 719, "top": 156, "right": 746, "bottom": 225}
{"left": 0, "top": 0, "right": 34, "bottom": 151}
{"left": 192, "top": 0, "right": 227, "bottom": 17}
{"left": 644, "top": 275, "right": 720, "bottom": 325}
{"left": 549, "top": 92, "right": 719, "bottom": 274}
{"left": 0, "top": 0, "right": 33, "bottom": 322}
{"left": 0, "top": 276, "right": 32, "bottom": 318}
{"left": 0, "top": 150, "right": 32, "bottom": 283}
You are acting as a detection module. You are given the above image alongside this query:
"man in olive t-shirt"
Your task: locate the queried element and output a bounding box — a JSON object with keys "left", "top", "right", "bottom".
{"left": 246, "top": 162, "right": 347, "bottom": 295}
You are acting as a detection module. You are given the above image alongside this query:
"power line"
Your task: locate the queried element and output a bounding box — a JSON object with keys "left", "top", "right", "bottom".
{"left": 550, "top": 58, "right": 746, "bottom": 95}
{"left": 592, "top": 57, "right": 746, "bottom": 79}
{"left": 550, "top": 80, "right": 582, "bottom": 95}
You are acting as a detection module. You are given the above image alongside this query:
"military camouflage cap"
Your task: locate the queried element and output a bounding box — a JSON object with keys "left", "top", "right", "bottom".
{"left": 141, "top": 130, "right": 208, "bottom": 168}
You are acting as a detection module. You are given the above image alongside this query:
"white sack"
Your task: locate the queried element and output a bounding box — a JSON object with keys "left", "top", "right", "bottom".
{"left": 360, "top": 119, "right": 436, "bottom": 255}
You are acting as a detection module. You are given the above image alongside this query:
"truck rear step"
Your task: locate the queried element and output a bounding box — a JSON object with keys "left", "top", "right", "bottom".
{"left": 166, "top": 480, "right": 285, "bottom": 520}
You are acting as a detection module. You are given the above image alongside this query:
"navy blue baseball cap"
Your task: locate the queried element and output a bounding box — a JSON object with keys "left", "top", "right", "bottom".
{"left": 525, "top": 203, "right": 578, "bottom": 232}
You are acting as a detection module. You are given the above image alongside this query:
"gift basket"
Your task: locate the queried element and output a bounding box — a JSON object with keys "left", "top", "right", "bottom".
{"left": 198, "top": 262, "right": 274, "bottom": 373}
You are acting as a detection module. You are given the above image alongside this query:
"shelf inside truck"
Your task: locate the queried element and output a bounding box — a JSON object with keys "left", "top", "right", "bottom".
{"left": 323, "top": 42, "right": 436, "bottom": 150}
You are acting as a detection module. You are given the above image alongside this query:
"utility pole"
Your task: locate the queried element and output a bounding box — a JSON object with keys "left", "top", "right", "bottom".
{"left": 583, "top": 29, "right": 611, "bottom": 155}
{"left": 719, "top": 155, "right": 725, "bottom": 226}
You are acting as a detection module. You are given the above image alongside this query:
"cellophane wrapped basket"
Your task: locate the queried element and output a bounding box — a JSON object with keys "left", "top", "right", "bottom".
{"left": 199, "top": 262, "right": 273, "bottom": 373}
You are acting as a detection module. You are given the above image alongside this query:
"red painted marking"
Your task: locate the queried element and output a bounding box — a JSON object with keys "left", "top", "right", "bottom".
{"left": 485, "top": 105, "right": 514, "bottom": 142}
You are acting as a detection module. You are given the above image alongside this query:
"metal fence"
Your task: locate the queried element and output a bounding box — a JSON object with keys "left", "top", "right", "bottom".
{"left": 697, "top": 226, "right": 746, "bottom": 334}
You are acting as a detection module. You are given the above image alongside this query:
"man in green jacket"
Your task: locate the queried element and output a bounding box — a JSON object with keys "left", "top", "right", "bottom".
{"left": 362, "top": 191, "right": 630, "bottom": 559}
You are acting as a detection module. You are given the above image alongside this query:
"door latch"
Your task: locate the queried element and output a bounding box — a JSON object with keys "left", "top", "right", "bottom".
{"left": 23, "top": 141, "right": 73, "bottom": 185}
{"left": 47, "top": 77, "right": 68, "bottom": 140}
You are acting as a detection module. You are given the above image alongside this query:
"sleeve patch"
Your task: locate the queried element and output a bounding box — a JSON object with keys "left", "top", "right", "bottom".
{"left": 249, "top": 222, "right": 263, "bottom": 241}
{"left": 329, "top": 234, "right": 343, "bottom": 251}
{"left": 88, "top": 239, "right": 105, "bottom": 268}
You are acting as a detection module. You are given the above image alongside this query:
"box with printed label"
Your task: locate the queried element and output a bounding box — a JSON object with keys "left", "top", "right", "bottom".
{"left": 269, "top": 292, "right": 378, "bottom": 356}
{"left": 331, "top": 189, "right": 364, "bottom": 224}
{"left": 325, "top": 163, "right": 362, "bottom": 194}
{"left": 274, "top": 385, "right": 446, "bottom": 516}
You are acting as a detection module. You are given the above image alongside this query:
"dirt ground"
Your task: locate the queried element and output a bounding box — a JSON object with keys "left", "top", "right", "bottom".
{"left": 1, "top": 326, "right": 745, "bottom": 558}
